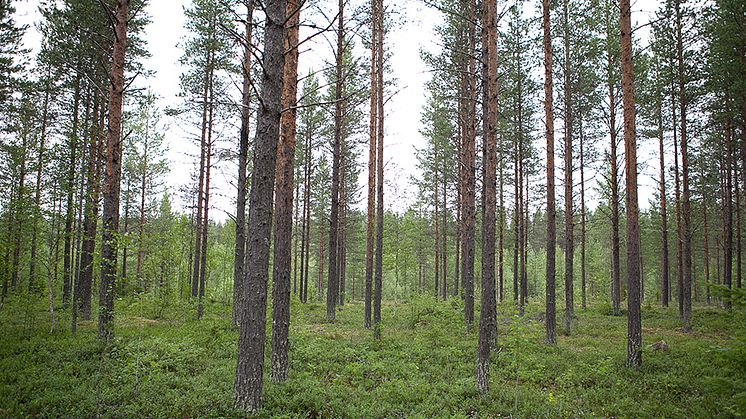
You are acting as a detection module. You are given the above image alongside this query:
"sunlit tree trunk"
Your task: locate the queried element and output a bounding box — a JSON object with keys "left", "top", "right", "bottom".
{"left": 98, "top": 0, "right": 131, "bottom": 340}
{"left": 271, "top": 0, "right": 301, "bottom": 381}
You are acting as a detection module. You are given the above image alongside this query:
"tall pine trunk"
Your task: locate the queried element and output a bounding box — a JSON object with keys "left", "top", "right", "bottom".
{"left": 28, "top": 82, "right": 51, "bottom": 293}
{"left": 562, "top": 0, "right": 574, "bottom": 335}
{"left": 477, "top": 0, "right": 498, "bottom": 394}
{"left": 461, "top": 0, "right": 477, "bottom": 324}
{"left": 326, "top": 0, "right": 342, "bottom": 322}
{"left": 271, "top": 0, "right": 300, "bottom": 381}
{"left": 233, "top": 0, "right": 254, "bottom": 327}
{"left": 373, "top": 0, "right": 384, "bottom": 338}
{"left": 364, "top": 0, "right": 378, "bottom": 329}
{"left": 543, "top": 0, "right": 557, "bottom": 345}
{"left": 675, "top": 0, "right": 693, "bottom": 324}
{"left": 620, "top": 0, "right": 642, "bottom": 368}
{"left": 98, "top": 0, "right": 130, "bottom": 340}
{"left": 234, "top": 0, "right": 287, "bottom": 410}
{"left": 657, "top": 73, "right": 670, "bottom": 307}
{"left": 62, "top": 74, "right": 82, "bottom": 307}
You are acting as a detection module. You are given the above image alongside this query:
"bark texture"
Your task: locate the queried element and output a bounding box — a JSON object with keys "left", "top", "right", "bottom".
{"left": 234, "top": 0, "right": 287, "bottom": 410}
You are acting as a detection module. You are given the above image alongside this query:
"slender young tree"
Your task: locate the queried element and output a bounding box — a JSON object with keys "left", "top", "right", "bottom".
{"left": 27, "top": 80, "right": 51, "bottom": 293}
{"left": 233, "top": 0, "right": 254, "bottom": 328}
{"left": 326, "top": 0, "right": 343, "bottom": 322}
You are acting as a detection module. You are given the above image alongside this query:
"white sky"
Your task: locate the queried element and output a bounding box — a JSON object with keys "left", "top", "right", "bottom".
{"left": 14, "top": 0, "right": 662, "bottom": 222}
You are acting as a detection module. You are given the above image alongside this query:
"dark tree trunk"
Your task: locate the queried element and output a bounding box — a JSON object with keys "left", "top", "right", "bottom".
{"left": 498, "top": 135, "right": 505, "bottom": 303}
{"left": 271, "top": 0, "right": 300, "bottom": 382}
{"left": 606, "top": 4, "right": 621, "bottom": 316}
{"left": 121, "top": 173, "right": 131, "bottom": 291}
{"left": 10, "top": 120, "right": 28, "bottom": 294}
{"left": 364, "top": 0, "right": 378, "bottom": 329}
{"left": 543, "top": 0, "right": 557, "bottom": 345}
{"left": 461, "top": 0, "right": 477, "bottom": 324}
{"left": 580, "top": 114, "right": 587, "bottom": 310}
{"left": 675, "top": 0, "right": 693, "bottom": 324}
{"left": 135, "top": 110, "right": 149, "bottom": 290}
{"left": 234, "top": 0, "right": 287, "bottom": 411}
{"left": 477, "top": 0, "right": 498, "bottom": 394}
{"left": 191, "top": 18, "right": 215, "bottom": 299}
{"left": 373, "top": 0, "right": 384, "bottom": 338}
{"left": 562, "top": 0, "right": 574, "bottom": 335}
{"left": 326, "top": 0, "right": 342, "bottom": 322}
{"left": 434, "top": 146, "right": 440, "bottom": 298}
{"left": 672, "top": 84, "right": 682, "bottom": 311}
{"left": 440, "top": 149, "right": 448, "bottom": 300}
{"left": 71, "top": 94, "right": 90, "bottom": 334}
{"left": 300, "top": 126, "right": 312, "bottom": 303}
{"left": 620, "top": 0, "right": 642, "bottom": 368}
{"left": 702, "top": 169, "right": 711, "bottom": 305}
{"left": 98, "top": 0, "right": 130, "bottom": 340}
{"left": 735, "top": 159, "right": 741, "bottom": 291}
{"left": 338, "top": 152, "right": 347, "bottom": 306}
{"left": 197, "top": 109, "right": 213, "bottom": 319}
{"left": 28, "top": 82, "right": 51, "bottom": 293}
{"left": 657, "top": 78, "right": 670, "bottom": 307}
{"left": 233, "top": 0, "right": 254, "bottom": 327}
{"left": 518, "top": 126, "right": 525, "bottom": 314}
{"left": 724, "top": 117, "right": 734, "bottom": 309}
{"left": 79, "top": 96, "right": 103, "bottom": 321}
{"left": 62, "top": 74, "right": 82, "bottom": 307}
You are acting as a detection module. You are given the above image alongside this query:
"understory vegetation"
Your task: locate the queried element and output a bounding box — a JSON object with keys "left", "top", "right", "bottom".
{"left": 2, "top": 296, "right": 744, "bottom": 417}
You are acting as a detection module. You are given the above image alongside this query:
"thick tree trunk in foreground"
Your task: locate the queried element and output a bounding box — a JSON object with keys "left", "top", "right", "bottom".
{"left": 543, "top": 0, "right": 557, "bottom": 345}
{"left": 234, "top": 0, "right": 287, "bottom": 410}
{"left": 98, "top": 0, "right": 130, "bottom": 340}
{"left": 620, "top": 0, "right": 642, "bottom": 368}
{"left": 477, "top": 0, "right": 498, "bottom": 394}
{"left": 271, "top": 0, "right": 300, "bottom": 382}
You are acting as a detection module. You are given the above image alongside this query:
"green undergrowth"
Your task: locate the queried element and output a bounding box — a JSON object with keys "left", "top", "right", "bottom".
{"left": 1, "top": 294, "right": 744, "bottom": 417}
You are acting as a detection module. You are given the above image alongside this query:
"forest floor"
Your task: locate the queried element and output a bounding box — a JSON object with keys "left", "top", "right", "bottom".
{"left": 1, "top": 294, "right": 744, "bottom": 417}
